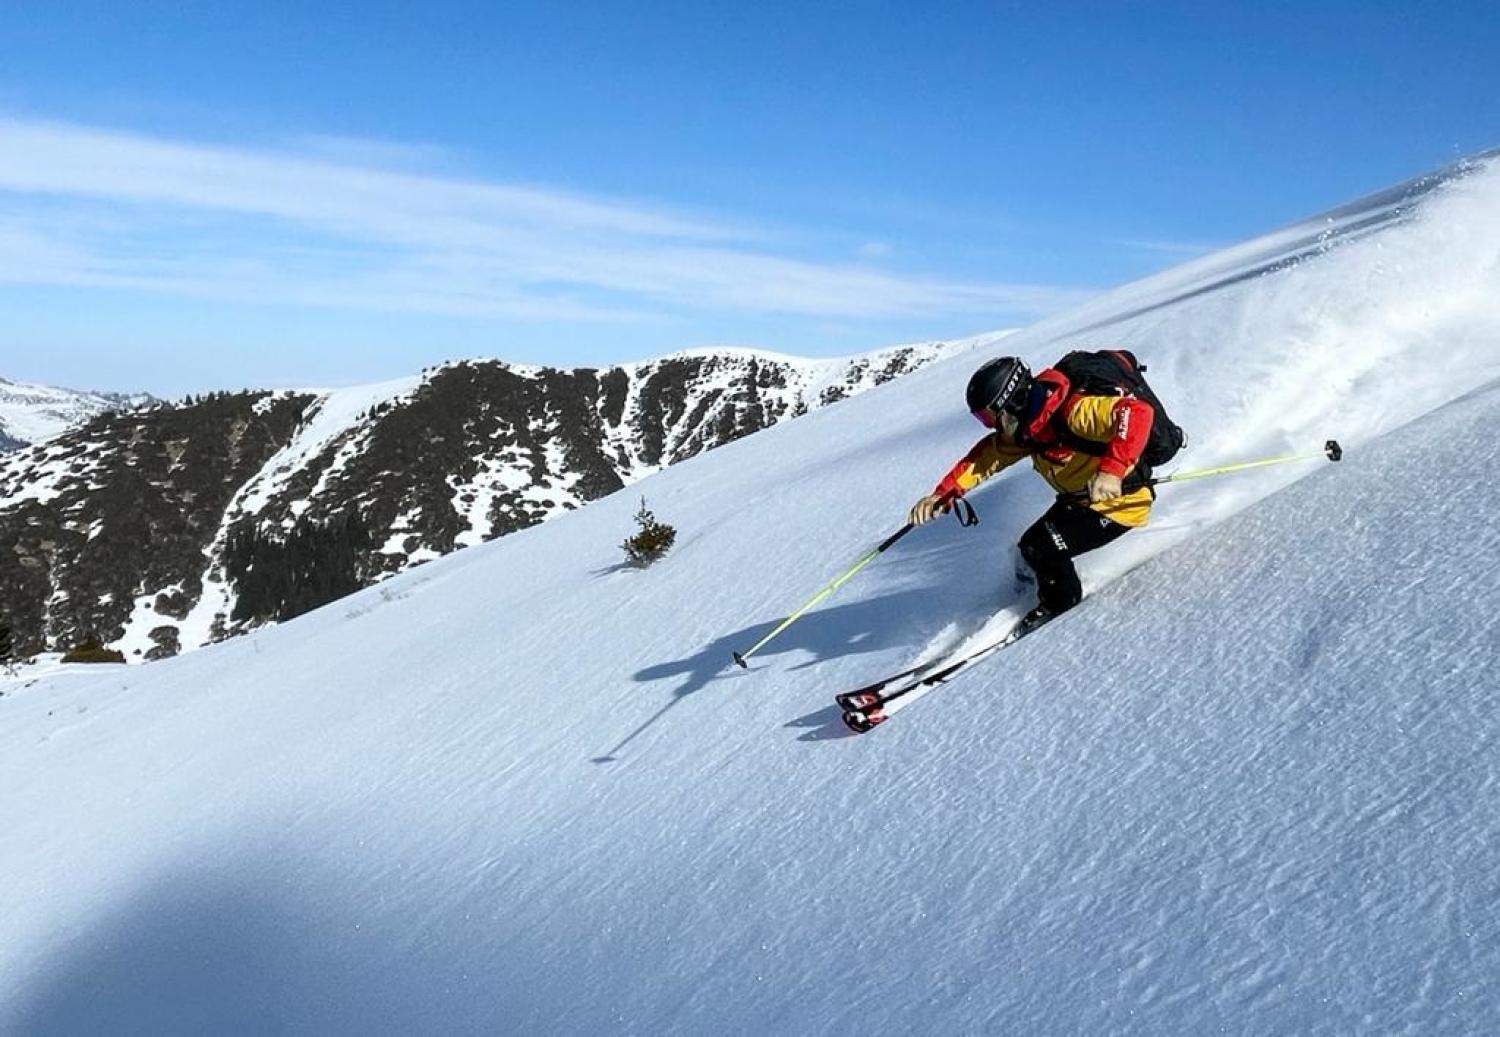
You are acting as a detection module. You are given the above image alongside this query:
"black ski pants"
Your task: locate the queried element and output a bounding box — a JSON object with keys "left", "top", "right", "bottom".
{"left": 1017, "top": 499, "right": 1131, "bottom": 613}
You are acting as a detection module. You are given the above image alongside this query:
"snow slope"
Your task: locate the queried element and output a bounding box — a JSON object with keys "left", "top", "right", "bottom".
{"left": 2, "top": 154, "right": 1498, "bottom": 1035}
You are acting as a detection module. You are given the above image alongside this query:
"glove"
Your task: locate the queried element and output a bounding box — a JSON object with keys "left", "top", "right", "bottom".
{"left": 1088, "top": 471, "right": 1123, "bottom": 503}
{"left": 908, "top": 493, "right": 950, "bottom": 525}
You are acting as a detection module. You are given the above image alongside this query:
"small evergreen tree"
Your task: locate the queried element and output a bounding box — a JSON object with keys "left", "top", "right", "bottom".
{"left": 622, "top": 497, "right": 676, "bottom": 568}
{"left": 0, "top": 617, "right": 13, "bottom": 672}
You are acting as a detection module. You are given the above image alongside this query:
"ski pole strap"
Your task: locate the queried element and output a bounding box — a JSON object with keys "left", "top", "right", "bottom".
{"left": 952, "top": 497, "right": 979, "bottom": 527}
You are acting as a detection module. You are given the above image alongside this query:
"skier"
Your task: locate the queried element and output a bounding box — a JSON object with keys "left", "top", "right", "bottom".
{"left": 908, "top": 352, "right": 1169, "bottom": 637}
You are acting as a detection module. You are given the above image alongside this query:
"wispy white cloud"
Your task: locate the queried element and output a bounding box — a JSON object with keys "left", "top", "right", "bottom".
{"left": 0, "top": 115, "right": 1091, "bottom": 323}
{"left": 279, "top": 132, "right": 456, "bottom": 171}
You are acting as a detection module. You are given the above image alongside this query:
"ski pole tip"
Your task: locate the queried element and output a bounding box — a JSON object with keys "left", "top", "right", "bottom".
{"left": 732, "top": 651, "right": 748, "bottom": 669}
{"left": 1325, "top": 439, "right": 1343, "bottom": 462}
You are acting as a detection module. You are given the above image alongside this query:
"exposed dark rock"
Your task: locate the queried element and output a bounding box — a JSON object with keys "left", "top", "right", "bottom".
{"left": 146, "top": 626, "right": 181, "bottom": 662}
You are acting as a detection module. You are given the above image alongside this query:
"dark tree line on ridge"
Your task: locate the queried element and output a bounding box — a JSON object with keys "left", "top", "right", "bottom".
{"left": 224, "top": 513, "right": 374, "bottom": 624}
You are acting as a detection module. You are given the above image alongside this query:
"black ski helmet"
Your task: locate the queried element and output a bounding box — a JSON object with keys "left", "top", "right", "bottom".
{"left": 966, "top": 357, "right": 1032, "bottom": 420}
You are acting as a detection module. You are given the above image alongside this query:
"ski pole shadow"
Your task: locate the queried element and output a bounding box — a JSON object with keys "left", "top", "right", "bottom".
{"left": 591, "top": 688, "right": 696, "bottom": 763}
{"left": 593, "top": 586, "right": 956, "bottom": 763}
{"left": 635, "top": 586, "right": 943, "bottom": 696}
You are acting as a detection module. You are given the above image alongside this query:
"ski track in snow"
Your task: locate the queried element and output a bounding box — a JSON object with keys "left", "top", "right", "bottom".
{"left": 1, "top": 154, "right": 1499, "bottom": 1035}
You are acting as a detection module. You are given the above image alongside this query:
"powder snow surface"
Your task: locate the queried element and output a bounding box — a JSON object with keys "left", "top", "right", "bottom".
{"left": 2, "top": 156, "right": 1499, "bottom": 1035}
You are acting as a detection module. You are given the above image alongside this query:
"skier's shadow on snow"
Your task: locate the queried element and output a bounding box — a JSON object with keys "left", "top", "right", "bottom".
{"left": 595, "top": 584, "right": 970, "bottom": 761}
{"left": 782, "top": 704, "right": 852, "bottom": 742}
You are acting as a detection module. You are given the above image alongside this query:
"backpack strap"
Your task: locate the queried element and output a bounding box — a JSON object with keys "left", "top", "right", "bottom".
{"left": 1046, "top": 394, "right": 1154, "bottom": 493}
{"left": 1048, "top": 408, "right": 1107, "bottom": 457}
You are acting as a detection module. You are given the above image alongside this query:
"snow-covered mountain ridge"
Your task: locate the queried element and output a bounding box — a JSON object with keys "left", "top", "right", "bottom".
{"left": 0, "top": 376, "right": 154, "bottom": 452}
{"left": 2, "top": 152, "right": 1498, "bottom": 1034}
{"left": 0, "top": 337, "right": 994, "bottom": 659}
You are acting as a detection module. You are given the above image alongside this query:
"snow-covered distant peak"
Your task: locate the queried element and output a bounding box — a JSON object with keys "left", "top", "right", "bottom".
{"left": 0, "top": 377, "right": 155, "bottom": 451}
{"left": 635, "top": 329, "right": 1016, "bottom": 371}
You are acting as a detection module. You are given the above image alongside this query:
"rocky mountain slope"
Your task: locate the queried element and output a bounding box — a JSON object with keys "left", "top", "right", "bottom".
{"left": 0, "top": 338, "right": 999, "bottom": 660}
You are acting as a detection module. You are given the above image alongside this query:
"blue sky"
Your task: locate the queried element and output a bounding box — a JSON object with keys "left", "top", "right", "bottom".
{"left": 1, "top": 1, "right": 1496, "bottom": 395}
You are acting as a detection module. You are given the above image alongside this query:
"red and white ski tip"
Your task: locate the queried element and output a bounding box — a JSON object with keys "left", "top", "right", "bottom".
{"left": 841, "top": 706, "right": 886, "bottom": 734}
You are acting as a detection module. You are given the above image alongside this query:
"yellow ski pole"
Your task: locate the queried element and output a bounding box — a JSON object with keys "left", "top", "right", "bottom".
{"left": 1152, "top": 439, "right": 1343, "bottom": 486}
{"left": 732, "top": 495, "right": 973, "bottom": 668}
{"left": 1064, "top": 439, "right": 1343, "bottom": 511}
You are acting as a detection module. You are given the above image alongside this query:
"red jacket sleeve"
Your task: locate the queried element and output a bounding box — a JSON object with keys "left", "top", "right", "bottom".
{"left": 1096, "top": 395, "right": 1155, "bottom": 478}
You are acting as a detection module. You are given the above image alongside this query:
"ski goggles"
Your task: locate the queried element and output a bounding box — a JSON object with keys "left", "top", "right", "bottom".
{"left": 972, "top": 387, "right": 1028, "bottom": 428}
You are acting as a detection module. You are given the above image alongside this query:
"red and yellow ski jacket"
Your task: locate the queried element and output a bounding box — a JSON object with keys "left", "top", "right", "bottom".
{"left": 933, "top": 367, "right": 1157, "bottom": 527}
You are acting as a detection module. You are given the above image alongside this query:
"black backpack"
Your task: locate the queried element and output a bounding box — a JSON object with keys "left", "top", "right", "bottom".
{"left": 1050, "top": 349, "right": 1186, "bottom": 469}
